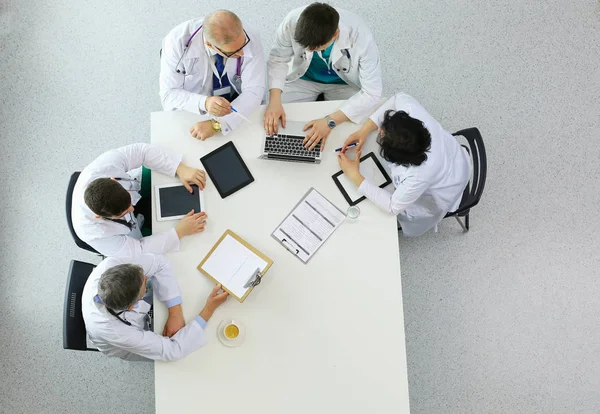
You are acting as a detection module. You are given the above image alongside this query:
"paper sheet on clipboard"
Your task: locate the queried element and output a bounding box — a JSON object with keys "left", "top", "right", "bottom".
{"left": 197, "top": 230, "right": 273, "bottom": 302}
{"left": 271, "top": 188, "right": 346, "bottom": 263}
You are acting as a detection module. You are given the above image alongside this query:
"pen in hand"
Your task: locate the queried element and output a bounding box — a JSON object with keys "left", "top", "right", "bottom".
{"left": 333, "top": 142, "right": 358, "bottom": 153}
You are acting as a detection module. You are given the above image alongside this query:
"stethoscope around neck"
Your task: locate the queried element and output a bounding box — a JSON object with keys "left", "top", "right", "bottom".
{"left": 301, "top": 48, "right": 352, "bottom": 73}
{"left": 175, "top": 25, "right": 242, "bottom": 77}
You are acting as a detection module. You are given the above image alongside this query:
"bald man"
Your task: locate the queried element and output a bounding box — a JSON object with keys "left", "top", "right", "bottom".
{"left": 160, "top": 11, "right": 266, "bottom": 140}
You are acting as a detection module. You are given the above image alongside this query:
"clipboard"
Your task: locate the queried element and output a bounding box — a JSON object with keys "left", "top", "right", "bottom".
{"left": 197, "top": 230, "right": 274, "bottom": 303}
{"left": 332, "top": 152, "right": 392, "bottom": 206}
{"left": 271, "top": 188, "right": 346, "bottom": 264}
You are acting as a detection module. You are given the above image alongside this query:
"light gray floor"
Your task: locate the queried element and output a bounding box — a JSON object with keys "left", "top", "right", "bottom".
{"left": 1, "top": 0, "right": 599, "bottom": 413}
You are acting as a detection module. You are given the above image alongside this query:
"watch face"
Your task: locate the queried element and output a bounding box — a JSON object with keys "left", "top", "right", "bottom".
{"left": 327, "top": 119, "right": 336, "bottom": 128}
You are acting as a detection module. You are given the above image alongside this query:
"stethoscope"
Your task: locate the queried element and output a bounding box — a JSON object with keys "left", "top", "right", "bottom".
{"left": 106, "top": 212, "right": 137, "bottom": 231}
{"left": 94, "top": 294, "right": 150, "bottom": 328}
{"left": 107, "top": 307, "right": 151, "bottom": 328}
{"left": 175, "top": 25, "right": 243, "bottom": 79}
{"left": 301, "top": 48, "right": 352, "bottom": 73}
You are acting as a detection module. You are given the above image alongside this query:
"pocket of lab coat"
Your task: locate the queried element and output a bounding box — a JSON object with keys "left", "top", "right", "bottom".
{"left": 230, "top": 74, "right": 242, "bottom": 94}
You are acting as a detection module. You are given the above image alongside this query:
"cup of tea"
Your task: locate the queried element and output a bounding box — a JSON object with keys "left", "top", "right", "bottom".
{"left": 223, "top": 321, "right": 240, "bottom": 340}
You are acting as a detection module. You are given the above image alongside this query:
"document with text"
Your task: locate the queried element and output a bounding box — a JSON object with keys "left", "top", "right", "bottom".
{"left": 272, "top": 188, "right": 346, "bottom": 263}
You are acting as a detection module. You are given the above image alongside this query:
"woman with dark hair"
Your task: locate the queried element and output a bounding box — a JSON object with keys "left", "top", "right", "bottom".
{"left": 338, "top": 93, "right": 471, "bottom": 236}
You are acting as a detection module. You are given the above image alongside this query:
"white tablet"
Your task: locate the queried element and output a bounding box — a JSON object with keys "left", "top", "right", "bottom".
{"left": 155, "top": 183, "right": 205, "bottom": 222}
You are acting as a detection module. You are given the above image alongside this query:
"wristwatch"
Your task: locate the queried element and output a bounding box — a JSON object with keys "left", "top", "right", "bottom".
{"left": 210, "top": 119, "right": 222, "bottom": 132}
{"left": 325, "top": 115, "right": 336, "bottom": 129}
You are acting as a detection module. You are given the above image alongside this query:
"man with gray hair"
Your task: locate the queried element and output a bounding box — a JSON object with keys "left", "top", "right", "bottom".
{"left": 160, "top": 10, "right": 265, "bottom": 141}
{"left": 82, "top": 254, "right": 228, "bottom": 361}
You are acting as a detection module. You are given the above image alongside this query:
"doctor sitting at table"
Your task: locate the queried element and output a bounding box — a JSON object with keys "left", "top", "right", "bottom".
{"left": 72, "top": 143, "right": 208, "bottom": 258}
{"left": 159, "top": 10, "right": 266, "bottom": 141}
{"left": 264, "top": 2, "right": 383, "bottom": 151}
{"left": 82, "top": 253, "right": 229, "bottom": 361}
{"left": 337, "top": 93, "right": 471, "bottom": 237}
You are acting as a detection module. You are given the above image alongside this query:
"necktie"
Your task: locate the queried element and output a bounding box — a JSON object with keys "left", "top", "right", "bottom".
{"left": 213, "top": 54, "right": 232, "bottom": 91}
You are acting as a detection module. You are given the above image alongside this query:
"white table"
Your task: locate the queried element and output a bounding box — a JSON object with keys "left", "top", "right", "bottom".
{"left": 151, "top": 101, "right": 410, "bottom": 414}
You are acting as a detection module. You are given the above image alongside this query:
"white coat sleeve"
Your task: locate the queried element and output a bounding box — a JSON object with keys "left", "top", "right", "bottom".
{"left": 267, "top": 16, "right": 295, "bottom": 91}
{"left": 339, "top": 35, "right": 383, "bottom": 123}
{"left": 359, "top": 175, "right": 429, "bottom": 215}
{"left": 137, "top": 253, "right": 182, "bottom": 308}
{"left": 159, "top": 34, "right": 207, "bottom": 113}
{"left": 110, "top": 318, "right": 208, "bottom": 362}
{"left": 87, "top": 143, "right": 182, "bottom": 179}
{"left": 111, "top": 143, "right": 183, "bottom": 176}
{"left": 369, "top": 96, "right": 397, "bottom": 127}
{"left": 88, "top": 228, "right": 180, "bottom": 258}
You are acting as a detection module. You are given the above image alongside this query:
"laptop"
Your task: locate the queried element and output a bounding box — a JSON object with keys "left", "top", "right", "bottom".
{"left": 259, "top": 121, "right": 322, "bottom": 164}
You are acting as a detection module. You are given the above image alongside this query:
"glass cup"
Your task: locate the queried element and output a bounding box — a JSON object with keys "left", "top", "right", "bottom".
{"left": 346, "top": 205, "right": 361, "bottom": 219}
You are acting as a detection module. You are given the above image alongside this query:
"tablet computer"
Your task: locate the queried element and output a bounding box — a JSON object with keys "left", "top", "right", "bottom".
{"left": 200, "top": 141, "right": 254, "bottom": 199}
{"left": 155, "top": 183, "right": 204, "bottom": 221}
{"left": 332, "top": 152, "right": 392, "bottom": 206}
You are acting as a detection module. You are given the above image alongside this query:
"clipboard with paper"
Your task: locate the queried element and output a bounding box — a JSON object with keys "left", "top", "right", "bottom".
{"left": 271, "top": 187, "right": 346, "bottom": 264}
{"left": 197, "top": 230, "right": 274, "bottom": 303}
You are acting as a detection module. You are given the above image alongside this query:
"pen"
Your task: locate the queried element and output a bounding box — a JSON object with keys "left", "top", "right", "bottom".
{"left": 231, "top": 107, "right": 251, "bottom": 123}
{"left": 334, "top": 142, "right": 357, "bottom": 152}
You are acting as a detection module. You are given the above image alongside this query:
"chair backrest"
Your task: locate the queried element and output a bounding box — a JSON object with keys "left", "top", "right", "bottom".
{"left": 66, "top": 172, "right": 100, "bottom": 254}
{"left": 452, "top": 128, "right": 487, "bottom": 214}
{"left": 63, "top": 260, "right": 98, "bottom": 351}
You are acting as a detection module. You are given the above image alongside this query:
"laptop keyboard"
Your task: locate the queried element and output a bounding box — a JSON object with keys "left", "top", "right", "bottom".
{"left": 265, "top": 134, "right": 321, "bottom": 158}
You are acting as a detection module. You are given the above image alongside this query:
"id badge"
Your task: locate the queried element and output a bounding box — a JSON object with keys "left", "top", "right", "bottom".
{"left": 213, "top": 85, "right": 231, "bottom": 97}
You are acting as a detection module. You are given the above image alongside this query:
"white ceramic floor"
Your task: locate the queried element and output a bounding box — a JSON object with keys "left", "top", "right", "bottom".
{"left": 1, "top": 0, "right": 599, "bottom": 413}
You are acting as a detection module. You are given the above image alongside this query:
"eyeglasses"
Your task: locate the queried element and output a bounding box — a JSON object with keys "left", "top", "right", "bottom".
{"left": 214, "top": 30, "right": 250, "bottom": 58}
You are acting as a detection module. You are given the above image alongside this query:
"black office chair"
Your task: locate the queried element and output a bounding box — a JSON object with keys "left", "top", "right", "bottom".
{"left": 66, "top": 172, "right": 101, "bottom": 254}
{"left": 445, "top": 127, "right": 487, "bottom": 232}
{"left": 63, "top": 260, "right": 99, "bottom": 351}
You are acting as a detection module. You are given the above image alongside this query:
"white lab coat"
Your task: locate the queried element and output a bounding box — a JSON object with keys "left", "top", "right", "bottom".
{"left": 72, "top": 143, "right": 182, "bottom": 257}
{"left": 159, "top": 18, "right": 266, "bottom": 135}
{"left": 82, "top": 254, "right": 208, "bottom": 361}
{"left": 359, "top": 93, "right": 471, "bottom": 237}
{"left": 268, "top": 6, "right": 383, "bottom": 123}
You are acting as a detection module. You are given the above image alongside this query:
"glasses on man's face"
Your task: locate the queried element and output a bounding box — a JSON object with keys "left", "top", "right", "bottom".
{"left": 215, "top": 30, "right": 250, "bottom": 58}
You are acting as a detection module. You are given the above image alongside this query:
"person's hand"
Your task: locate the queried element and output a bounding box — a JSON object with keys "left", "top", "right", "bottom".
{"left": 175, "top": 210, "right": 208, "bottom": 239}
{"left": 176, "top": 163, "right": 206, "bottom": 192}
{"left": 338, "top": 149, "right": 364, "bottom": 187}
{"left": 303, "top": 118, "right": 332, "bottom": 151}
{"left": 264, "top": 101, "right": 286, "bottom": 136}
{"left": 200, "top": 284, "right": 229, "bottom": 321}
{"left": 205, "top": 284, "right": 229, "bottom": 311}
{"left": 163, "top": 304, "right": 185, "bottom": 337}
{"left": 342, "top": 129, "right": 368, "bottom": 153}
{"left": 189, "top": 121, "right": 216, "bottom": 141}
{"left": 205, "top": 96, "right": 232, "bottom": 117}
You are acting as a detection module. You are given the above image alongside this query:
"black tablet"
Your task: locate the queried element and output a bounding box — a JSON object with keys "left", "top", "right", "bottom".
{"left": 332, "top": 152, "right": 392, "bottom": 206}
{"left": 155, "top": 184, "right": 204, "bottom": 221}
{"left": 200, "top": 141, "right": 254, "bottom": 199}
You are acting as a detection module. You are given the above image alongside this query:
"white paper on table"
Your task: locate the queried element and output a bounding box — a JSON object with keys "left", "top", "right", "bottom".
{"left": 337, "top": 155, "right": 389, "bottom": 203}
{"left": 272, "top": 188, "right": 346, "bottom": 263}
{"left": 201, "top": 235, "right": 268, "bottom": 298}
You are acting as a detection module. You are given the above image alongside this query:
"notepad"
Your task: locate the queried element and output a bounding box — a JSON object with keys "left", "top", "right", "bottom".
{"left": 197, "top": 230, "right": 273, "bottom": 302}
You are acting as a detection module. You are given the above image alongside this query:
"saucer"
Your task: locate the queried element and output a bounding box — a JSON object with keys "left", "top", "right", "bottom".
{"left": 217, "top": 319, "right": 246, "bottom": 348}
